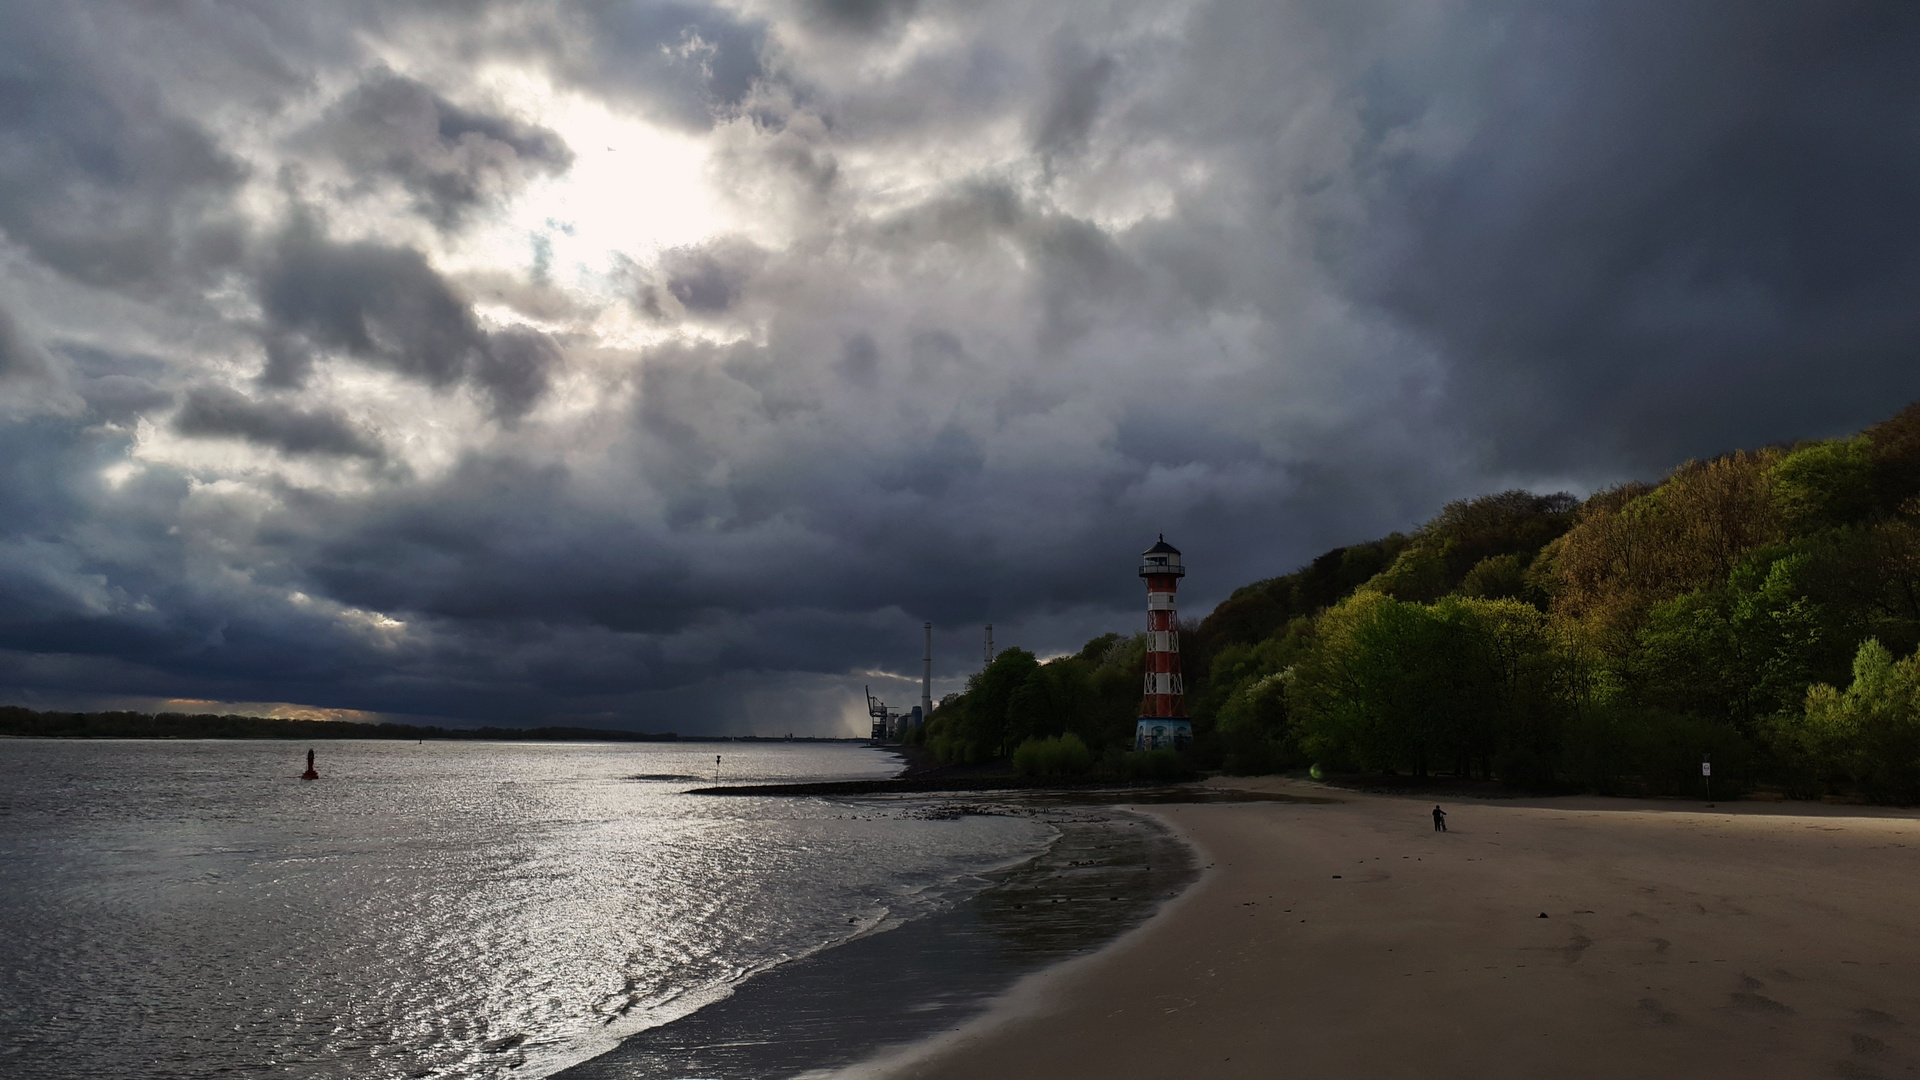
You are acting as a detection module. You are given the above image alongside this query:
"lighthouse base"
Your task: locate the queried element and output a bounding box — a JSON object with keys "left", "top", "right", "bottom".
{"left": 1134, "top": 718, "right": 1192, "bottom": 752}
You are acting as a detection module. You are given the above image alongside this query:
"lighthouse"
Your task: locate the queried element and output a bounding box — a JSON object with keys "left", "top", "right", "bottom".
{"left": 1136, "top": 536, "right": 1193, "bottom": 752}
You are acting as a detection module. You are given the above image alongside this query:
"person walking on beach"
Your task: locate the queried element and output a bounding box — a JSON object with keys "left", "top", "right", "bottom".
{"left": 1432, "top": 805, "right": 1447, "bottom": 832}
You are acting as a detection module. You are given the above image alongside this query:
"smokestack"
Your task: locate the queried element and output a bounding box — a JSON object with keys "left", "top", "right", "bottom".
{"left": 922, "top": 622, "right": 933, "bottom": 722}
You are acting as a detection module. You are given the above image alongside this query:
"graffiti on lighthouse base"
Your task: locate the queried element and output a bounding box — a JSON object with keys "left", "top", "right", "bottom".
{"left": 1135, "top": 719, "right": 1193, "bottom": 752}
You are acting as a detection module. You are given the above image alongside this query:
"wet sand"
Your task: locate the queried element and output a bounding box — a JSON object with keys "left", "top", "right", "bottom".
{"left": 869, "top": 780, "right": 1920, "bottom": 1080}
{"left": 554, "top": 804, "right": 1195, "bottom": 1080}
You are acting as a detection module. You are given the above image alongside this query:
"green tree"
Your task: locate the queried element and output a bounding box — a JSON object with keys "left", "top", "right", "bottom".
{"left": 1214, "top": 672, "right": 1295, "bottom": 774}
{"left": 1294, "top": 592, "right": 1462, "bottom": 776}
{"left": 1771, "top": 639, "right": 1920, "bottom": 802}
{"left": 1772, "top": 437, "right": 1874, "bottom": 532}
{"left": 1458, "top": 554, "right": 1530, "bottom": 603}
{"left": 1365, "top": 544, "right": 1452, "bottom": 603}
{"left": 1634, "top": 551, "right": 1833, "bottom": 731}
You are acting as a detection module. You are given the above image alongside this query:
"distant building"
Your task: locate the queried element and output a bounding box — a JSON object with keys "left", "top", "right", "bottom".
{"left": 865, "top": 687, "right": 923, "bottom": 742}
{"left": 885, "top": 705, "right": 922, "bottom": 741}
{"left": 1136, "top": 536, "right": 1192, "bottom": 752}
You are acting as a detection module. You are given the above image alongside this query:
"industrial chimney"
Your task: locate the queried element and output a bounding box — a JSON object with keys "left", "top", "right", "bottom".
{"left": 922, "top": 622, "right": 933, "bottom": 723}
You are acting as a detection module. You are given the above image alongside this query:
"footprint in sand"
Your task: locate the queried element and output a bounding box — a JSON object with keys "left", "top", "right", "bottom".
{"left": 1727, "top": 973, "right": 1794, "bottom": 1013}
{"left": 1729, "top": 990, "right": 1793, "bottom": 1014}
{"left": 1851, "top": 1034, "right": 1889, "bottom": 1057}
{"left": 1856, "top": 1007, "right": 1900, "bottom": 1027}
{"left": 1638, "top": 998, "right": 1679, "bottom": 1024}
{"left": 1652, "top": 937, "right": 1671, "bottom": 954}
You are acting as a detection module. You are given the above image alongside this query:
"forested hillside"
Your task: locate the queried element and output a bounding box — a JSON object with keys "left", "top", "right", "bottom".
{"left": 918, "top": 404, "right": 1920, "bottom": 801}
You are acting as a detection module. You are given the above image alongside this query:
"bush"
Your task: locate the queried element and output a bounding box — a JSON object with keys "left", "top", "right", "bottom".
{"left": 925, "top": 727, "right": 983, "bottom": 765}
{"left": 1768, "top": 639, "right": 1920, "bottom": 802}
{"left": 1012, "top": 733, "right": 1094, "bottom": 778}
{"left": 1118, "top": 749, "right": 1198, "bottom": 782}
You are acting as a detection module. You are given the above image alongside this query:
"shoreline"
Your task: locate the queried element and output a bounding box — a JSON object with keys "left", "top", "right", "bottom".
{"left": 822, "top": 805, "right": 1220, "bottom": 1080}
{"left": 686, "top": 776, "right": 1221, "bottom": 797}
{"left": 864, "top": 778, "right": 1920, "bottom": 1080}
{"left": 550, "top": 797, "right": 1199, "bottom": 1080}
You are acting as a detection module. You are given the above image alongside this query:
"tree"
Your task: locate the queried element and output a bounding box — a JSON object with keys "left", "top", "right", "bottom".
{"left": 1772, "top": 639, "right": 1920, "bottom": 802}
{"left": 1294, "top": 592, "right": 1462, "bottom": 776}
{"left": 1366, "top": 544, "right": 1452, "bottom": 603}
{"left": 1458, "top": 554, "right": 1530, "bottom": 603}
{"left": 1773, "top": 437, "right": 1874, "bottom": 531}
{"left": 1553, "top": 451, "right": 1781, "bottom": 649}
{"left": 923, "top": 647, "right": 1041, "bottom": 762}
{"left": 1634, "top": 552, "right": 1831, "bottom": 732}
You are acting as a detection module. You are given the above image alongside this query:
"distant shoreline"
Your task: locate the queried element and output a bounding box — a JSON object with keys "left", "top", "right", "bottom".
{"left": 0, "top": 705, "right": 869, "bottom": 744}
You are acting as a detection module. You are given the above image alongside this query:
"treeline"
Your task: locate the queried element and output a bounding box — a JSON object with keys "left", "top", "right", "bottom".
{"left": 920, "top": 403, "right": 1920, "bottom": 801}
{"left": 0, "top": 706, "right": 682, "bottom": 742}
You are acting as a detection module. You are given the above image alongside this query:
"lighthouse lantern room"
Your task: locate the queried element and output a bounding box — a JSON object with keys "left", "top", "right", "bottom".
{"left": 1136, "top": 536, "right": 1193, "bottom": 752}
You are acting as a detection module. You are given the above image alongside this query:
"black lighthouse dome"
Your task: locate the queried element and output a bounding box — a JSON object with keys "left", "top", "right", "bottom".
{"left": 1139, "top": 534, "right": 1185, "bottom": 578}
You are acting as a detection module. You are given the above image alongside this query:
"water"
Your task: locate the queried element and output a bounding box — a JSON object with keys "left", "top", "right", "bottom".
{"left": 0, "top": 740, "right": 1063, "bottom": 1080}
{"left": 555, "top": 801, "right": 1196, "bottom": 1080}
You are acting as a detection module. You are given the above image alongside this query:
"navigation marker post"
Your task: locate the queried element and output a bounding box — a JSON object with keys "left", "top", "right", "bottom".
{"left": 1702, "top": 753, "right": 1712, "bottom": 807}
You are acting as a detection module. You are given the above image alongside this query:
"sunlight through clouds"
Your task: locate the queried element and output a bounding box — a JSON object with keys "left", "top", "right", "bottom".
{"left": 464, "top": 77, "right": 733, "bottom": 285}
{"left": 1, "top": 1, "right": 1916, "bottom": 731}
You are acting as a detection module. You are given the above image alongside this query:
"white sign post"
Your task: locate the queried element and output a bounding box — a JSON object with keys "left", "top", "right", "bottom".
{"left": 1702, "top": 756, "right": 1712, "bottom": 807}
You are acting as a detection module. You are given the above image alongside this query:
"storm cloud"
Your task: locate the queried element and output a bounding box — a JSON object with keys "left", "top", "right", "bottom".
{"left": 174, "top": 386, "right": 386, "bottom": 462}
{"left": 308, "top": 70, "right": 574, "bottom": 230}
{"left": 257, "top": 222, "right": 560, "bottom": 418}
{"left": 1, "top": 0, "right": 1917, "bottom": 731}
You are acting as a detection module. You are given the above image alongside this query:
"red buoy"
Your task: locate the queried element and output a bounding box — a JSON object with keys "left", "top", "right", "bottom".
{"left": 301, "top": 748, "right": 319, "bottom": 780}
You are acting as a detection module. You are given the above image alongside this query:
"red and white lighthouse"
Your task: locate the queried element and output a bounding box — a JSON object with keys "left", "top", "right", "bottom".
{"left": 1136, "top": 536, "right": 1193, "bottom": 752}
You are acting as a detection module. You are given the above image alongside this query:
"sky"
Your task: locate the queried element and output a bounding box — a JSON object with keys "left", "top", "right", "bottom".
{"left": 3, "top": 1, "right": 1918, "bottom": 734}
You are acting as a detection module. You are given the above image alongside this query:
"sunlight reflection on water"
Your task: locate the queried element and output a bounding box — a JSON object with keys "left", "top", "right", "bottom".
{"left": 0, "top": 740, "right": 1053, "bottom": 1080}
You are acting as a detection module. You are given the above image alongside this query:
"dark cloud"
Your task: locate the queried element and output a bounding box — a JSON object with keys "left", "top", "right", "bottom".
{"left": 0, "top": 305, "right": 54, "bottom": 382}
{"left": 48, "top": 343, "right": 173, "bottom": 421}
{"left": 662, "top": 237, "right": 765, "bottom": 314}
{"left": 174, "top": 386, "right": 385, "bottom": 461}
{"left": 0, "top": 50, "right": 247, "bottom": 291}
{"left": 837, "top": 333, "right": 879, "bottom": 384}
{"left": 554, "top": 1, "right": 766, "bottom": 128}
{"left": 0, "top": 304, "right": 84, "bottom": 418}
{"left": 803, "top": 0, "right": 920, "bottom": 33}
{"left": 78, "top": 376, "right": 172, "bottom": 422}
{"left": 257, "top": 221, "right": 559, "bottom": 418}
{"left": 258, "top": 222, "right": 485, "bottom": 386}
{"left": 667, "top": 258, "right": 742, "bottom": 313}
{"left": 310, "top": 70, "right": 573, "bottom": 229}
{"left": 2, "top": 0, "right": 1919, "bottom": 734}
{"left": 1033, "top": 44, "right": 1114, "bottom": 161}
{"left": 1341, "top": 2, "right": 1920, "bottom": 472}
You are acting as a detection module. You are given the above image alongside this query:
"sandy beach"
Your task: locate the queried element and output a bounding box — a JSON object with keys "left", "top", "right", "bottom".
{"left": 874, "top": 781, "right": 1920, "bottom": 1080}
